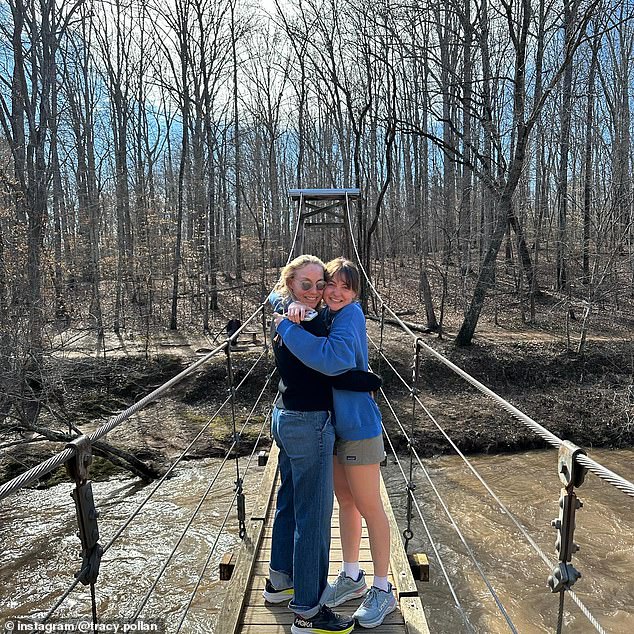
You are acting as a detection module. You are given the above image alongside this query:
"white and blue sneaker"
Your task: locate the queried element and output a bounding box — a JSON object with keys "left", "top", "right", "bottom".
{"left": 320, "top": 570, "right": 368, "bottom": 607}
{"left": 353, "top": 583, "right": 397, "bottom": 628}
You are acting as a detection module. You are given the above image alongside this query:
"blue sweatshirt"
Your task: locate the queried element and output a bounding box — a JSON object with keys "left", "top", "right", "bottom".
{"left": 276, "top": 302, "right": 382, "bottom": 441}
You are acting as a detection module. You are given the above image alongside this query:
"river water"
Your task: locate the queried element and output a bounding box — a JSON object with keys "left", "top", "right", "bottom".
{"left": 1, "top": 449, "right": 633, "bottom": 633}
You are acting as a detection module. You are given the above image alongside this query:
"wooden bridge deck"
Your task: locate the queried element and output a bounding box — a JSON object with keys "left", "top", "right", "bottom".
{"left": 217, "top": 444, "right": 430, "bottom": 634}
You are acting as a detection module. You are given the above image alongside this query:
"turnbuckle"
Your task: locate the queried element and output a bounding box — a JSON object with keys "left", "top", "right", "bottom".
{"left": 547, "top": 441, "right": 587, "bottom": 593}
{"left": 235, "top": 477, "right": 247, "bottom": 539}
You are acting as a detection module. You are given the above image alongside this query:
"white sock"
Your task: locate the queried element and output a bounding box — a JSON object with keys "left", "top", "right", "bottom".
{"left": 373, "top": 575, "right": 389, "bottom": 592}
{"left": 343, "top": 561, "right": 360, "bottom": 581}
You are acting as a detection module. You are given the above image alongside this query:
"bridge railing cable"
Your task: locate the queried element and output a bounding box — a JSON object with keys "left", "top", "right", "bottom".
{"left": 375, "top": 362, "right": 518, "bottom": 633}
{"left": 379, "top": 388, "right": 477, "bottom": 633}
{"left": 1, "top": 333, "right": 248, "bottom": 501}
{"left": 370, "top": 338, "right": 605, "bottom": 634}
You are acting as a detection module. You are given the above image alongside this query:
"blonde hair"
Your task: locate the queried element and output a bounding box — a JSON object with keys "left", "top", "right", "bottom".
{"left": 273, "top": 254, "right": 326, "bottom": 300}
{"left": 325, "top": 257, "right": 360, "bottom": 296}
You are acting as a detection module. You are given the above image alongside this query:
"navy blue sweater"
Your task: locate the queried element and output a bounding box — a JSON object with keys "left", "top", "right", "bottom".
{"left": 272, "top": 309, "right": 333, "bottom": 412}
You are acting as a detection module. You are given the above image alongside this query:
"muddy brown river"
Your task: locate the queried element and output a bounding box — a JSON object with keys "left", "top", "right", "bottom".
{"left": 1, "top": 449, "right": 632, "bottom": 633}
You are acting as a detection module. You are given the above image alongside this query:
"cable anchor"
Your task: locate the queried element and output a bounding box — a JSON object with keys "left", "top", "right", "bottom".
{"left": 65, "top": 436, "right": 103, "bottom": 587}
{"left": 547, "top": 441, "right": 587, "bottom": 593}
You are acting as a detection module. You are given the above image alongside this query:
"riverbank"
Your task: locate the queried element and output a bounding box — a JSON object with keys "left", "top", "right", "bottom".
{"left": 377, "top": 328, "right": 633, "bottom": 456}
{"left": 1, "top": 324, "right": 632, "bottom": 487}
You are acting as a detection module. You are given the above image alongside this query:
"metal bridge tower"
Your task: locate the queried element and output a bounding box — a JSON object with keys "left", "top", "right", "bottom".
{"left": 288, "top": 188, "right": 360, "bottom": 260}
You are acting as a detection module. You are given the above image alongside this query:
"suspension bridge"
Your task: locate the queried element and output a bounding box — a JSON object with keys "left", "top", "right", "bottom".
{"left": 1, "top": 189, "right": 632, "bottom": 634}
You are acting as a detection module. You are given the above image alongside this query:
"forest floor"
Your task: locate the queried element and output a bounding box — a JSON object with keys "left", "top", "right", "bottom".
{"left": 1, "top": 260, "right": 633, "bottom": 486}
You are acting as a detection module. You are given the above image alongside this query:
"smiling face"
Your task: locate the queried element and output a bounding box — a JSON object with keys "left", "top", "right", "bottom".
{"left": 288, "top": 263, "right": 326, "bottom": 309}
{"left": 323, "top": 273, "right": 357, "bottom": 311}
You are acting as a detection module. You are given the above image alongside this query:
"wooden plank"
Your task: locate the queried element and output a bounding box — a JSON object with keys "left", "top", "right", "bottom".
{"left": 251, "top": 560, "right": 380, "bottom": 577}
{"left": 216, "top": 444, "right": 280, "bottom": 634}
{"left": 409, "top": 553, "right": 430, "bottom": 581}
{"left": 400, "top": 597, "right": 431, "bottom": 634}
{"left": 219, "top": 552, "right": 236, "bottom": 581}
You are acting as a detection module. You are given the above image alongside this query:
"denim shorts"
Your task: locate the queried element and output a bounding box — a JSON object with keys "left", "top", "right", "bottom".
{"left": 334, "top": 433, "right": 385, "bottom": 465}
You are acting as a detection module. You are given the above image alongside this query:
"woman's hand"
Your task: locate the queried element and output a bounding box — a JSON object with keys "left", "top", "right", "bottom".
{"left": 273, "top": 312, "right": 285, "bottom": 328}
{"left": 287, "top": 301, "right": 309, "bottom": 324}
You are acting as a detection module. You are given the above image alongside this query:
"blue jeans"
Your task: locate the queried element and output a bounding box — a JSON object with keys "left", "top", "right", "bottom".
{"left": 269, "top": 406, "right": 335, "bottom": 616}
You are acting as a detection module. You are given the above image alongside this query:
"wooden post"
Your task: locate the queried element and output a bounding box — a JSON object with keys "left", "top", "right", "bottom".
{"left": 408, "top": 553, "right": 430, "bottom": 581}
{"left": 219, "top": 553, "right": 235, "bottom": 580}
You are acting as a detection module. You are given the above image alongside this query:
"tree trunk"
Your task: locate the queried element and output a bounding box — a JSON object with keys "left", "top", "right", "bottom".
{"left": 556, "top": 0, "right": 577, "bottom": 291}
{"left": 456, "top": 193, "right": 510, "bottom": 345}
{"left": 583, "top": 27, "right": 599, "bottom": 284}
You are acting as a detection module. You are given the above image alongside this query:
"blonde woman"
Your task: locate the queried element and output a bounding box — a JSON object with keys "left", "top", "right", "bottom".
{"left": 264, "top": 255, "right": 354, "bottom": 634}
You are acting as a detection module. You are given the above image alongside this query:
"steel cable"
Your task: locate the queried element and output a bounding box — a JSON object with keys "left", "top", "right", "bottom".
{"left": 225, "top": 346, "right": 246, "bottom": 538}
{"left": 175, "top": 404, "right": 274, "bottom": 633}
{"left": 286, "top": 192, "right": 304, "bottom": 264}
{"left": 376, "top": 377, "right": 517, "bottom": 633}
{"left": 557, "top": 591, "right": 565, "bottom": 634}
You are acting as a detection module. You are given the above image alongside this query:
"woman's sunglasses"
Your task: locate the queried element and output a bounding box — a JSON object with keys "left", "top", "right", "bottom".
{"left": 298, "top": 280, "right": 327, "bottom": 291}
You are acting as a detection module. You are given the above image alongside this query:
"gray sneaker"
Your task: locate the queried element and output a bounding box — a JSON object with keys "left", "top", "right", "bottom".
{"left": 353, "top": 583, "right": 397, "bottom": 628}
{"left": 320, "top": 570, "right": 368, "bottom": 607}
